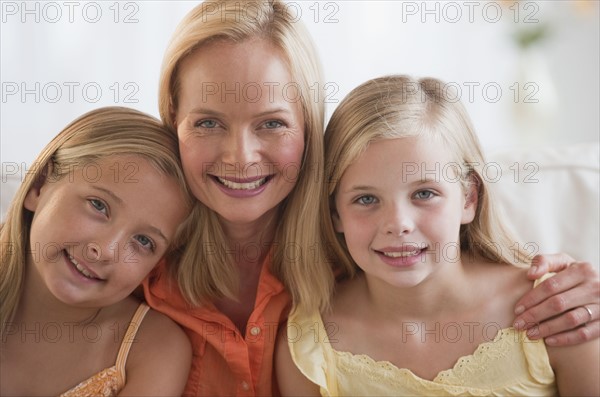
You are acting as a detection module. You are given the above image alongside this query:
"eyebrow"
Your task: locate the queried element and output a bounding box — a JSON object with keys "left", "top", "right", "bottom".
{"left": 188, "top": 107, "right": 291, "bottom": 118}
{"left": 254, "top": 108, "right": 291, "bottom": 117}
{"left": 342, "top": 178, "right": 439, "bottom": 194}
{"left": 90, "top": 186, "right": 169, "bottom": 243}
{"left": 91, "top": 186, "right": 123, "bottom": 204}
{"left": 188, "top": 108, "right": 224, "bottom": 117}
{"left": 147, "top": 226, "right": 169, "bottom": 244}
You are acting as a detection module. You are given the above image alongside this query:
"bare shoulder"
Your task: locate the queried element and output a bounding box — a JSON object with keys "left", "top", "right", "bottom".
{"left": 136, "top": 307, "right": 190, "bottom": 344}
{"left": 132, "top": 307, "right": 192, "bottom": 364}
{"left": 465, "top": 259, "right": 533, "bottom": 325}
{"left": 120, "top": 305, "right": 192, "bottom": 396}
{"left": 469, "top": 259, "right": 533, "bottom": 298}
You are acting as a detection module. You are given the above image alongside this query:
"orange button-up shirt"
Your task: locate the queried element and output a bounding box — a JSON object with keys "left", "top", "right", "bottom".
{"left": 142, "top": 255, "right": 290, "bottom": 396}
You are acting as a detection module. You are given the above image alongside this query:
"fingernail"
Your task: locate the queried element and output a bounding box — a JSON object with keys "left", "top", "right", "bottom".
{"left": 527, "top": 327, "right": 539, "bottom": 338}
{"left": 515, "top": 305, "right": 525, "bottom": 315}
{"left": 514, "top": 319, "right": 525, "bottom": 329}
{"left": 545, "top": 337, "right": 557, "bottom": 345}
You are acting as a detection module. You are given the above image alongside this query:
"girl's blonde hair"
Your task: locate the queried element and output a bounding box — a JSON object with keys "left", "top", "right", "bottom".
{"left": 323, "top": 75, "right": 530, "bottom": 280}
{"left": 0, "top": 106, "right": 192, "bottom": 337}
{"left": 157, "top": 0, "right": 332, "bottom": 313}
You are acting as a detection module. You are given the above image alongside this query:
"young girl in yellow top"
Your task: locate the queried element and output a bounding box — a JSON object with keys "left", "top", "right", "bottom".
{"left": 1, "top": 107, "right": 193, "bottom": 396}
{"left": 276, "top": 75, "right": 600, "bottom": 396}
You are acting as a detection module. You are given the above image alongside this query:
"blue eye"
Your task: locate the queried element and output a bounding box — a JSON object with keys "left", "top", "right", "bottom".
{"left": 264, "top": 120, "right": 284, "bottom": 129}
{"left": 195, "top": 119, "right": 218, "bottom": 128}
{"left": 134, "top": 235, "right": 155, "bottom": 251}
{"left": 89, "top": 199, "right": 108, "bottom": 215}
{"left": 356, "top": 195, "right": 377, "bottom": 205}
{"left": 414, "top": 190, "right": 435, "bottom": 200}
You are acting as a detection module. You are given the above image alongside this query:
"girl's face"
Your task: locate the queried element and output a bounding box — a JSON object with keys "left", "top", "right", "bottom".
{"left": 24, "top": 155, "right": 189, "bottom": 308}
{"left": 333, "top": 136, "right": 477, "bottom": 289}
{"left": 174, "top": 39, "right": 305, "bottom": 230}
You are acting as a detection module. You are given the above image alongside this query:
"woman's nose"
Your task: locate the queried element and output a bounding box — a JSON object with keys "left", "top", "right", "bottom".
{"left": 221, "top": 128, "right": 261, "bottom": 169}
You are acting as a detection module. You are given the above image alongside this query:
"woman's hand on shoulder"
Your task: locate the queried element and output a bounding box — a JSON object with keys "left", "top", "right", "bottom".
{"left": 513, "top": 253, "right": 599, "bottom": 346}
{"left": 118, "top": 309, "right": 192, "bottom": 396}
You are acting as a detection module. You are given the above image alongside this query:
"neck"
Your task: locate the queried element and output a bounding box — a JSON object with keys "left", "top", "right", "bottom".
{"left": 219, "top": 209, "right": 279, "bottom": 267}
{"left": 362, "top": 259, "right": 472, "bottom": 321}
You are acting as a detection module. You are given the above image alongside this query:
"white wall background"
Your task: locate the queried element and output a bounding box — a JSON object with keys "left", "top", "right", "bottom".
{"left": 1, "top": 0, "right": 599, "bottom": 168}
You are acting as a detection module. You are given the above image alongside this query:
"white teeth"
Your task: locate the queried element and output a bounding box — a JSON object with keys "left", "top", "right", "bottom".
{"left": 68, "top": 254, "right": 97, "bottom": 279}
{"left": 218, "top": 177, "right": 267, "bottom": 190}
{"left": 382, "top": 250, "right": 420, "bottom": 258}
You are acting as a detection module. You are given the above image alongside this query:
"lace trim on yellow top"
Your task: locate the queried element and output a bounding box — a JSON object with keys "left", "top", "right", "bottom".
{"left": 59, "top": 303, "right": 151, "bottom": 397}
{"left": 288, "top": 276, "right": 557, "bottom": 396}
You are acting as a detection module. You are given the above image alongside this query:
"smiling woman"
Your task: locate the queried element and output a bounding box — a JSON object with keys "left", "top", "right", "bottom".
{"left": 175, "top": 39, "right": 305, "bottom": 233}
{"left": 140, "top": 2, "right": 332, "bottom": 394}
{"left": 0, "top": 107, "right": 194, "bottom": 396}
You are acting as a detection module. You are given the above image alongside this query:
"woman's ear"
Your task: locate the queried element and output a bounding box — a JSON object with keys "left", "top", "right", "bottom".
{"left": 461, "top": 174, "right": 479, "bottom": 225}
{"left": 24, "top": 161, "right": 53, "bottom": 212}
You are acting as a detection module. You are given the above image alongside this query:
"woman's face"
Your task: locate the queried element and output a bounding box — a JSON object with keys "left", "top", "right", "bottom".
{"left": 174, "top": 39, "right": 305, "bottom": 230}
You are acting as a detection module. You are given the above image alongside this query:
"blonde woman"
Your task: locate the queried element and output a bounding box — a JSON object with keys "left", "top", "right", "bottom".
{"left": 143, "top": 1, "right": 599, "bottom": 394}
{"left": 0, "top": 107, "right": 193, "bottom": 396}
{"left": 276, "top": 75, "right": 599, "bottom": 396}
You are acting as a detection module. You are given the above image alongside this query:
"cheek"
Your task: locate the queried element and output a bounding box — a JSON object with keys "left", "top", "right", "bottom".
{"left": 29, "top": 220, "right": 62, "bottom": 263}
{"left": 273, "top": 137, "right": 305, "bottom": 182}
{"left": 178, "top": 139, "right": 212, "bottom": 178}
{"left": 339, "top": 211, "right": 373, "bottom": 245}
{"left": 117, "top": 256, "right": 157, "bottom": 284}
{"left": 423, "top": 203, "right": 463, "bottom": 238}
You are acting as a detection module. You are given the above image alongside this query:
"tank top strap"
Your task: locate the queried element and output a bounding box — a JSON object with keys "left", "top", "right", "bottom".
{"left": 115, "top": 302, "right": 151, "bottom": 380}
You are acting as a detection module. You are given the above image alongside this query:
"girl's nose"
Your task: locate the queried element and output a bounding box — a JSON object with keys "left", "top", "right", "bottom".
{"left": 383, "top": 204, "right": 415, "bottom": 236}
{"left": 83, "top": 230, "right": 123, "bottom": 264}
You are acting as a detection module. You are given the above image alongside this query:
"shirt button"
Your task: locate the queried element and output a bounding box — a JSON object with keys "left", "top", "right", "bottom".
{"left": 241, "top": 381, "right": 250, "bottom": 391}
{"left": 250, "top": 326, "right": 261, "bottom": 336}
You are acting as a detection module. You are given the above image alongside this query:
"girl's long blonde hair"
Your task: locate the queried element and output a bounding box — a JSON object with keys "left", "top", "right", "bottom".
{"left": 158, "top": 0, "right": 332, "bottom": 313}
{"left": 323, "top": 75, "right": 531, "bottom": 280}
{"left": 0, "top": 106, "right": 192, "bottom": 338}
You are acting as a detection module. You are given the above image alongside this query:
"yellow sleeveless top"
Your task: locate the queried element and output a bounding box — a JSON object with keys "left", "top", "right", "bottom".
{"left": 288, "top": 280, "right": 557, "bottom": 396}
{"left": 59, "top": 303, "right": 150, "bottom": 397}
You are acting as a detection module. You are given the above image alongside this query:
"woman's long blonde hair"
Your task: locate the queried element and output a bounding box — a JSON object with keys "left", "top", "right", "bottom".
{"left": 157, "top": 0, "right": 332, "bottom": 313}
{"left": 0, "top": 106, "right": 192, "bottom": 338}
{"left": 323, "top": 75, "right": 531, "bottom": 280}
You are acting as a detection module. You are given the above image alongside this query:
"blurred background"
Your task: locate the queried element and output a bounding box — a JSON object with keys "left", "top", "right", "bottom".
{"left": 1, "top": 0, "right": 598, "bottom": 166}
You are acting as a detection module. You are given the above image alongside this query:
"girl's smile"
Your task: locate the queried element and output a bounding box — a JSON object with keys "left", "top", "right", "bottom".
{"left": 66, "top": 251, "right": 105, "bottom": 282}
{"left": 373, "top": 245, "right": 428, "bottom": 268}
